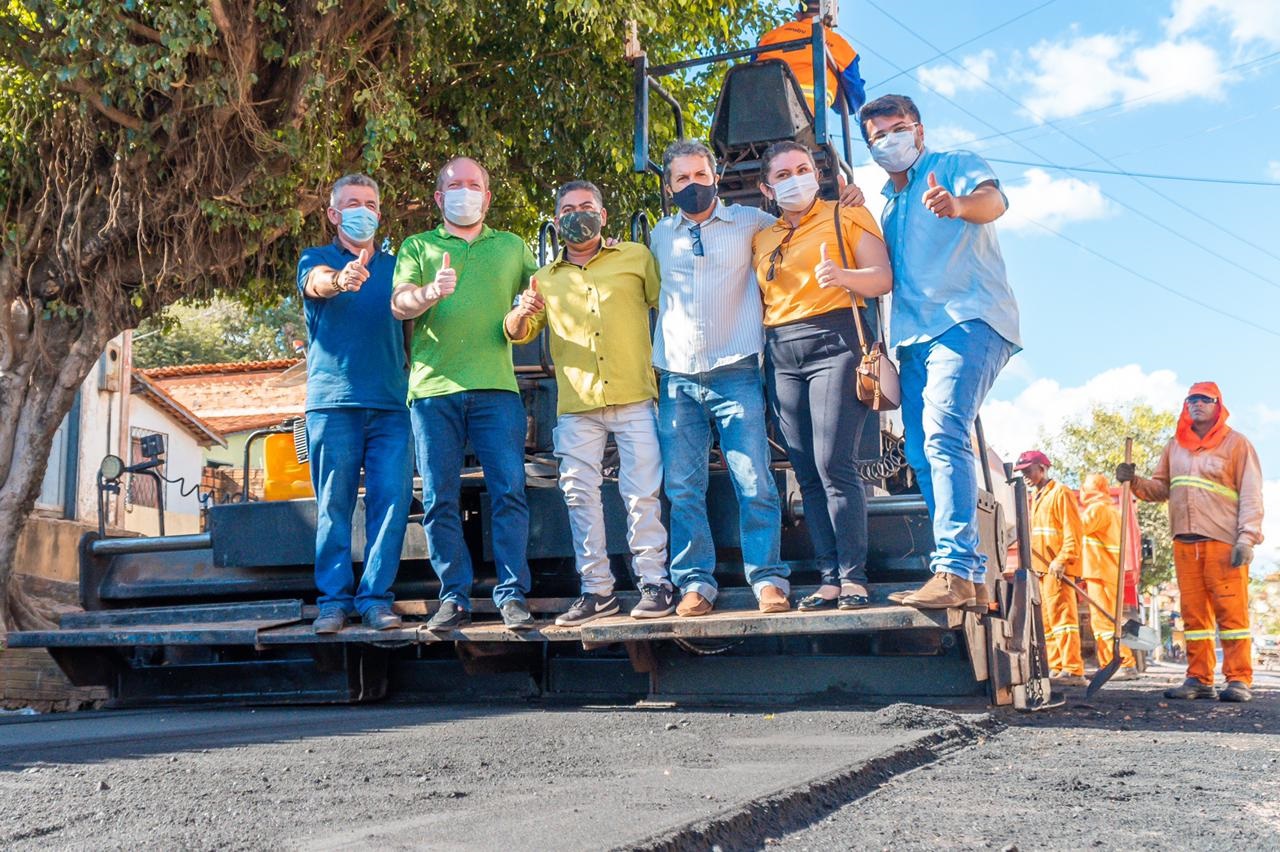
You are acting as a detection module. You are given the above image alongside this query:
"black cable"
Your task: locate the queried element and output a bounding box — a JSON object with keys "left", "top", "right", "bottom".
{"left": 150, "top": 469, "right": 213, "bottom": 507}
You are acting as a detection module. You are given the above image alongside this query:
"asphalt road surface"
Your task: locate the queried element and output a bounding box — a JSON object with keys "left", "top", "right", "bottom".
{"left": 0, "top": 664, "right": 1275, "bottom": 851}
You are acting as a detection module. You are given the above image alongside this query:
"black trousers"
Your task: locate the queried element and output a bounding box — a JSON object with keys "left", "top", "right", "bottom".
{"left": 764, "top": 309, "right": 871, "bottom": 587}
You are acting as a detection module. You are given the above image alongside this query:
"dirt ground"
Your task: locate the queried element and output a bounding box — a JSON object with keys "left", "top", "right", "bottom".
{"left": 0, "top": 664, "right": 1275, "bottom": 851}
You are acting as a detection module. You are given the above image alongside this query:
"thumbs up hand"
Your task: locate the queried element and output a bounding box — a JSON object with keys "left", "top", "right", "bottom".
{"left": 424, "top": 251, "right": 457, "bottom": 301}
{"left": 814, "top": 242, "right": 843, "bottom": 290}
{"left": 922, "top": 171, "right": 960, "bottom": 219}
{"left": 338, "top": 248, "right": 371, "bottom": 293}
{"left": 514, "top": 276, "right": 545, "bottom": 318}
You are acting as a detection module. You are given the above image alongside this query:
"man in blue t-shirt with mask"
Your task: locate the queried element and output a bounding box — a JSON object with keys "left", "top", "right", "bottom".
{"left": 297, "top": 173, "right": 412, "bottom": 634}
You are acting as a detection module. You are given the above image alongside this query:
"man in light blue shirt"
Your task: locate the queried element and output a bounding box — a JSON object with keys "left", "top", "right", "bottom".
{"left": 860, "top": 94, "right": 1021, "bottom": 610}
{"left": 650, "top": 140, "right": 791, "bottom": 616}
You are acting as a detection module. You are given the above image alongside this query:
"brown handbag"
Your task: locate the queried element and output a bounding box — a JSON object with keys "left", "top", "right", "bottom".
{"left": 832, "top": 203, "right": 901, "bottom": 411}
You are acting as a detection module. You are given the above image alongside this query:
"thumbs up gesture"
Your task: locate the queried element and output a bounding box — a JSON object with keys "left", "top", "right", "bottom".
{"left": 514, "top": 276, "right": 545, "bottom": 318}
{"left": 338, "top": 248, "right": 371, "bottom": 293}
{"left": 425, "top": 251, "right": 457, "bottom": 301}
{"left": 922, "top": 172, "right": 959, "bottom": 219}
{"left": 814, "top": 242, "right": 842, "bottom": 290}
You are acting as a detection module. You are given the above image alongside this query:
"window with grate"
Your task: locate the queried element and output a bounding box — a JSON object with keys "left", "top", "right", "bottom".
{"left": 128, "top": 427, "right": 168, "bottom": 509}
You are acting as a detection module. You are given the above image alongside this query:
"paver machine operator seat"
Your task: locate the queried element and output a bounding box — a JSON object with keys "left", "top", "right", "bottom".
{"left": 709, "top": 59, "right": 847, "bottom": 210}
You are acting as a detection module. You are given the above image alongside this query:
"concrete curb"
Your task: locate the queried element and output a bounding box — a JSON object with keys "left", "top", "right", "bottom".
{"left": 618, "top": 714, "right": 1004, "bottom": 852}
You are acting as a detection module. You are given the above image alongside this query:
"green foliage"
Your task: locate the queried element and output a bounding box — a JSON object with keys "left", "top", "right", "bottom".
{"left": 133, "top": 296, "right": 303, "bottom": 367}
{"left": 1043, "top": 404, "right": 1178, "bottom": 591}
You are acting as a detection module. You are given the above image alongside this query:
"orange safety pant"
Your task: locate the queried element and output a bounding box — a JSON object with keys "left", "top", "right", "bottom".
{"left": 1082, "top": 577, "right": 1137, "bottom": 670}
{"left": 1039, "top": 572, "right": 1083, "bottom": 676}
{"left": 1174, "top": 539, "right": 1252, "bottom": 687}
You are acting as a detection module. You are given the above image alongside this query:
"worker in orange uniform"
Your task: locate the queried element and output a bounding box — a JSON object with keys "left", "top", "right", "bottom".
{"left": 1117, "top": 382, "right": 1264, "bottom": 703}
{"left": 757, "top": 1, "right": 866, "bottom": 118}
{"left": 1078, "top": 473, "right": 1139, "bottom": 681}
{"left": 1015, "top": 450, "right": 1086, "bottom": 687}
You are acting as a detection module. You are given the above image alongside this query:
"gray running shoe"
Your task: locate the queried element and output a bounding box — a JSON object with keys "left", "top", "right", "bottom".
{"left": 555, "top": 593, "right": 620, "bottom": 627}
{"left": 630, "top": 584, "right": 676, "bottom": 619}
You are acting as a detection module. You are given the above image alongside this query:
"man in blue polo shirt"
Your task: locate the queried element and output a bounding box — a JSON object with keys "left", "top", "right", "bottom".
{"left": 860, "top": 94, "right": 1021, "bottom": 610}
{"left": 298, "top": 173, "right": 412, "bottom": 634}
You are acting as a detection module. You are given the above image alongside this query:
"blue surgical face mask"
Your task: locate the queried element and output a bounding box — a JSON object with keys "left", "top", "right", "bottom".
{"left": 339, "top": 207, "right": 379, "bottom": 243}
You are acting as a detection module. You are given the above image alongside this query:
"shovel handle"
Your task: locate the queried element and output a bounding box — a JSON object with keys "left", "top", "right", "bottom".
{"left": 1114, "top": 439, "right": 1133, "bottom": 631}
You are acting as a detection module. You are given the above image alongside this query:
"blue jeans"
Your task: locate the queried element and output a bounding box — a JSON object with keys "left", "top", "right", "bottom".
{"left": 897, "top": 320, "right": 1014, "bottom": 584}
{"left": 410, "top": 390, "right": 530, "bottom": 608}
{"left": 658, "top": 359, "right": 788, "bottom": 602}
{"left": 307, "top": 407, "right": 413, "bottom": 615}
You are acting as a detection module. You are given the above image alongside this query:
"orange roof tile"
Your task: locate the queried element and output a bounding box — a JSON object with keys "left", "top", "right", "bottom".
{"left": 140, "top": 358, "right": 302, "bottom": 378}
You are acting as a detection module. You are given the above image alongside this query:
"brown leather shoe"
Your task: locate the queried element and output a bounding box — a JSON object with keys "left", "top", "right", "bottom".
{"left": 899, "top": 573, "right": 977, "bottom": 610}
{"left": 676, "top": 591, "right": 713, "bottom": 617}
{"left": 758, "top": 585, "right": 790, "bottom": 614}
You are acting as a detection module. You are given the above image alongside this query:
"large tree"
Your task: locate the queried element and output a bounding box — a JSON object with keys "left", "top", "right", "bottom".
{"left": 0, "top": 0, "right": 777, "bottom": 631}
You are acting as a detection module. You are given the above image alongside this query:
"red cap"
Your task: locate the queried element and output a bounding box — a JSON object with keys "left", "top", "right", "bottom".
{"left": 1014, "top": 450, "right": 1050, "bottom": 471}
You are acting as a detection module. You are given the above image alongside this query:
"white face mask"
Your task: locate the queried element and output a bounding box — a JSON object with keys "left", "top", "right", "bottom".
{"left": 869, "top": 129, "right": 921, "bottom": 173}
{"left": 442, "top": 188, "right": 486, "bottom": 226}
{"left": 770, "top": 171, "right": 820, "bottom": 212}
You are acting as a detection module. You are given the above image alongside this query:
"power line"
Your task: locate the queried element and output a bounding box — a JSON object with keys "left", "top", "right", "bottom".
{"left": 864, "top": 0, "right": 1059, "bottom": 91}
{"left": 860, "top": 0, "right": 1280, "bottom": 290}
{"left": 846, "top": 35, "right": 1280, "bottom": 337}
{"left": 985, "top": 159, "right": 1280, "bottom": 187}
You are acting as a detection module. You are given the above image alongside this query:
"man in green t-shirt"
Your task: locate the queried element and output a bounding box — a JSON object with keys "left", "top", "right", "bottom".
{"left": 391, "top": 156, "right": 538, "bottom": 633}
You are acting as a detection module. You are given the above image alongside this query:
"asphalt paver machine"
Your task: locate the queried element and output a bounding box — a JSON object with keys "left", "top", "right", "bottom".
{"left": 8, "top": 14, "right": 1055, "bottom": 710}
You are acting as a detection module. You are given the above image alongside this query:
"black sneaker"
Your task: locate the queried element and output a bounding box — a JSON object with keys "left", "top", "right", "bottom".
{"left": 362, "top": 605, "right": 402, "bottom": 631}
{"left": 630, "top": 584, "right": 676, "bottom": 619}
{"left": 555, "top": 593, "right": 620, "bottom": 627}
{"left": 1219, "top": 681, "right": 1253, "bottom": 703}
{"left": 1164, "top": 678, "right": 1216, "bottom": 700}
{"left": 313, "top": 606, "right": 347, "bottom": 635}
{"left": 500, "top": 599, "right": 535, "bottom": 631}
{"left": 797, "top": 593, "right": 837, "bottom": 612}
{"left": 427, "top": 601, "right": 471, "bottom": 632}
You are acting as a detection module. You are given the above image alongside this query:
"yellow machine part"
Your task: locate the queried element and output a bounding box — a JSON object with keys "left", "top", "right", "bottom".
{"left": 262, "top": 432, "right": 314, "bottom": 501}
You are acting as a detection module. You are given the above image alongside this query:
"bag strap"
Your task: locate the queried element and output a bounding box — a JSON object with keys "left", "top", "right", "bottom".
{"left": 832, "top": 202, "right": 872, "bottom": 356}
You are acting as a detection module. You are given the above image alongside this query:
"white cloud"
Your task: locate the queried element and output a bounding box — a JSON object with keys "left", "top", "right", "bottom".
{"left": 1167, "top": 0, "right": 1280, "bottom": 48}
{"left": 1000, "top": 168, "right": 1112, "bottom": 232}
{"left": 851, "top": 160, "right": 889, "bottom": 223}
{"left": 979, "top": 364, "right": 1184, "bottom": 462}
{"left": 1268, "top": 161, "right": 1280, "bottom": 180}
{"left": 916, "top": 50, "right": 996, "bottom": 98}
{"left": 1260, "top": 480, "right": 1280, "bottom": 577}
{"left": 925, "top": 124, "right": 980, "bottom": 150}
{"left": 1020, "top": 33, "right": 1228, "bottom": 120}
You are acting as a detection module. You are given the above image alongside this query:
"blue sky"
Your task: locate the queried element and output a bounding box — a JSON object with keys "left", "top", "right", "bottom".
{"left": 824, "top": 0, "right": 1280, "bottom": 569}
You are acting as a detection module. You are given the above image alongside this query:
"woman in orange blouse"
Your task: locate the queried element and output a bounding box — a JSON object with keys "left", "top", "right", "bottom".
{"left": 752, "top": 141, "right": 892, "bottom": 610}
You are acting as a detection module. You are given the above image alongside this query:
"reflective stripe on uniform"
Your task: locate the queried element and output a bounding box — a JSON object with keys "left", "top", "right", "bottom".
{"left": 1170, "top": 476, "right": 1238, "bottom": 501}
{"left": 1096, "top": 631, "right": 1116, "bottom": 640}
{"left": 1048, "top": 624, "right": 1080, "bottom": 636}
{"left": 1084, "top": 536, "right": 1121, "bottom": 553}
{"left": 1184, "top": 629, "right": 1216, "bottom": 642}
{"left": 1031, "top": 527, "right": 1059, "bottom": 536}
{"left": 1220, "top": 628, "right": 1251, "bottom": 641}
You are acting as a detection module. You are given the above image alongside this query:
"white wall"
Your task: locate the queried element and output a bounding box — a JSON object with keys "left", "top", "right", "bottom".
{"left": 124, "top": 396, "right": 206, "bottom": 524}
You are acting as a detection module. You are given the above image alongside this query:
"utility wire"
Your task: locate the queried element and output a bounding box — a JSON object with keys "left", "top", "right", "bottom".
{"left": 864, "top": 0, "right": 1059, "bottom": 91}
{"left": 846, "top": 39, "right": 1280, "bottom": 337}
{"left": 984, "top": 159, "right": 1280, "bottom": 187}
{"left": 860, "top": 0, "right": 1280, "bottom": 290}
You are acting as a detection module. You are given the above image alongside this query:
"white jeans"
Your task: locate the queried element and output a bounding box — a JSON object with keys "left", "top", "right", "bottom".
{"left": 553, "top": 400, "right": 670, "bottom": 595}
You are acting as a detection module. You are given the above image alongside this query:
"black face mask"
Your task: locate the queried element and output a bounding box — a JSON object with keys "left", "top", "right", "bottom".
{"left": 671, "top": 181, "right": 718, "bottom": 216}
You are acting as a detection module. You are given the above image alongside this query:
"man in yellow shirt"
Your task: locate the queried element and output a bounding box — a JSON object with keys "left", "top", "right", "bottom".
{"left": 505, "top": 180, "right": 674, "bottom": 626}
{"left": 1016, "top": 450, "right": 1086, "bottom": 686}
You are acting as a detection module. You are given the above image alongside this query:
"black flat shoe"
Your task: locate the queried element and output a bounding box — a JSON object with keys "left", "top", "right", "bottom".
{"left": 837, "top": 594, "right": 871, "bottom": 610}
{"left": 797, "top": 593, "right": 838, "bottom": 611}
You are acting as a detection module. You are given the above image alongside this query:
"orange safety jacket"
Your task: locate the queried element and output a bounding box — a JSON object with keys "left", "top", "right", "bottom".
{"left": 1030, "top": 479, "right": 1083, "bottom": 578}
{"left": 1132, "top": 384, "right": 1264, "bottom": 547}
{"left": 756, "top": 18, "right": 865, "bottom": 115}
{"left": 1079, "top": 492, "right": 1122, "bottom": 583}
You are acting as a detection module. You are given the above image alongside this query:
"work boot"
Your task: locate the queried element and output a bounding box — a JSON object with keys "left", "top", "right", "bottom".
{"left": 676, "top": 591, "right": 713, "bottom": 617}
{"left": 313, "top": 606, "right": 347, "bottom": 635}
{"left": 1218, "top": 681, "right": 1253, "bottom": 703}
{"left": 630, "top": 584, "right": 676, "bottom": 619}
{"left": 1110, "top": 666, "right": 1139, "bottom": 682}
{"left": 362, "top": 605, "right": 402, "bottom": 631}
{"left": 899, "top": 573, "right": 977, "bottom": 610}
{"left": 974, "top": 582, "right": 991, "bottom": 609}
{"left": 758, "top": 585, "right": 790, "bottom": 614}
{"left": 1051, "top": 672, "right": 1088, "bottom": 688}
{"left": 500, "top": 599, "right": 535, "bottom": 631}
{"left": 555, "top": 592, "right": 620, "bottom": 627}
{"left": 427, "top": 601, "right": 471, "bottom": 633}
{"left": 1164, "top": 678, "right": 1216, "bottom": 700}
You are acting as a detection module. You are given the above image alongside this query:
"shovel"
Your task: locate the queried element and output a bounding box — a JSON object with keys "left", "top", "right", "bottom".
{"left": 1060, "top": 576, "right": 1159, "bottom": 652}
{"left": 1088, "top": 438, "right": 1134, "bottom": 698}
